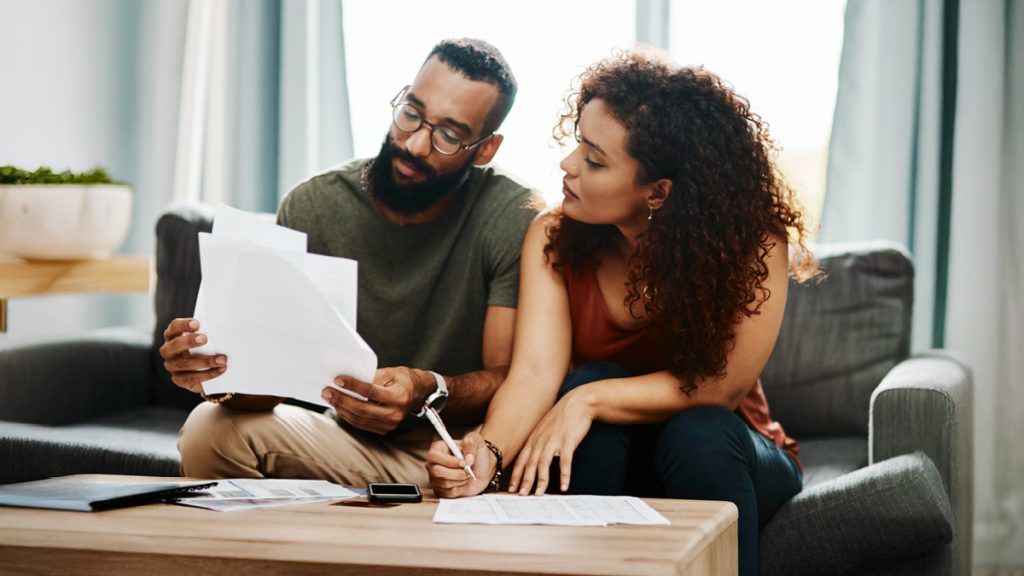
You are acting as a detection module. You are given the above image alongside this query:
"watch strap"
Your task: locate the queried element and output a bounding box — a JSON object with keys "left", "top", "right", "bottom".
{"left": 428, "top": 370, "right": 448, "bottom": 396}
{"left": 415, "top": 370, "right": 449, "bottom": 418}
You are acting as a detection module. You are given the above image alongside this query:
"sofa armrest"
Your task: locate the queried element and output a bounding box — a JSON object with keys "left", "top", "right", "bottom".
{"left": 760, "top": 452, "right": 953, "bottom": 576}
{"left": 869, "top": 352, "right": 973, "bottom": 574}
{"left": 0, "top": 326, "right": 153, "bottom": 425}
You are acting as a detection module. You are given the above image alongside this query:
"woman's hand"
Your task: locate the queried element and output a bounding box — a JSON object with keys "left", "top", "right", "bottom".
{"left": 426, "top": 431, "right": 494, "bottom": 498}
{"left": 508, "top": 389, "right": 595, "bottom": 495}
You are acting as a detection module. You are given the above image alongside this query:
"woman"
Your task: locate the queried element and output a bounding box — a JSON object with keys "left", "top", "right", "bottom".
{"left": 426, "top": 48, "right": 818, "bottom": 575}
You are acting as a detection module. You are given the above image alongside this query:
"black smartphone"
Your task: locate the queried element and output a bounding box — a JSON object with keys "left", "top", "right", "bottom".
{"left": 367, "top": 482, "right": 422, "bottom": 503}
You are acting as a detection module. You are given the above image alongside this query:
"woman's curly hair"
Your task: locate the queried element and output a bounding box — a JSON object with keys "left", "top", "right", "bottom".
{"left": 546, "top": 48, "right": 819, "bottom": 395}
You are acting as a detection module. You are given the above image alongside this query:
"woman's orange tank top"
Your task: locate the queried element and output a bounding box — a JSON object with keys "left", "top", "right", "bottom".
{"left": 565, "top": 264, "right": 801, "bottom": 469}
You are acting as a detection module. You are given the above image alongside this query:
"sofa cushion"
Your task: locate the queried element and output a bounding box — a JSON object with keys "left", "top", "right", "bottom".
{"left": 798, "top": 436, "right": 868, "bottom": 489}
{"left": 0, "top": 407, "right": 186, "bottom": 484}
{"left": 760, "top": 452, "right": 953, "bottom": 576}
{"left": 760, "top": 241, "right": 914, "bottom": 437}
{"left": 0, "top": 327, "right": 151, "bottom": 426}
{"left": 150, "top": 204, "right": 215, "bottom": 411}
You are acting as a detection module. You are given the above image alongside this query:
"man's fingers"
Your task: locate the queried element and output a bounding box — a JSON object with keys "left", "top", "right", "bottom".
{"left": 334, "top": 376, "right": 376, "bottom": 402}
{"left": 163, "top": 353, "right": 226, "bottom": 373}
{"left": 333, "top": 408, "right": 389, "bottom": 435}
{"left": 159, "top": 332, "right": 209, "bottom": 361}
{"left": 331, "top": 400, "right": 400, "bottom": 435}
{"left": 325, "top": 388, "right": 393, "bottom": 419}
{"left": 163, "top": 318, "right": 199, "bottom": 342}
{"left": 171, "top": 367, "right": 225, "bottom": 392}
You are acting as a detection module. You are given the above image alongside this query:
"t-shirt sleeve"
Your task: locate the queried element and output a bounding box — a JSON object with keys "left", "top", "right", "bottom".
{"left": 484, "top": 190, "right": 541, "bottom": 308}
{"left": 275, "top": 181, "right": 310, "bottom": 231}
{"left": 276, "top": 196, "right": 290, "bottom": 227}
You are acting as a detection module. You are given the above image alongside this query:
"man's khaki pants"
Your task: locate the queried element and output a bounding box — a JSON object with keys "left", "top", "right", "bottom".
{"left": 178, "top": 402, "right": 441, "bottom": 486}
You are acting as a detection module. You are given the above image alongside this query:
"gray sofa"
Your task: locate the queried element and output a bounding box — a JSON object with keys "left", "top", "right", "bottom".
{"left": 0, "top": 204, "right": 972, "bottom": 575}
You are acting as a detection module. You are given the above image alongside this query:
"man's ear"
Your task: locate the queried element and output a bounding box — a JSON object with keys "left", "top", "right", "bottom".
{"left": 472, "top": 134, "right": 504, "bottom": 166}
{"left": 646, "top": 178, "right": 672, "bottom": 210}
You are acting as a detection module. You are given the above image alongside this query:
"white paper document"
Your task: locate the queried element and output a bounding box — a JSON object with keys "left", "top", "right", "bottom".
{"left": 433, "top": 495, "right": 671, "bottom": 526}
{"left": 171, "top": 478, "right": 361, "bottom": 512}
{"left": 195, "top": 204, "right": 376, "bottom": 407}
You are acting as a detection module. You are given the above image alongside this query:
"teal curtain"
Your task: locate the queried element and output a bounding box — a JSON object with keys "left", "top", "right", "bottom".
{"left": 823, "top": 0, "right": 1024, "bottom": 570}
{"left": 821, "top": 0, "right": 947, "bottom": 354}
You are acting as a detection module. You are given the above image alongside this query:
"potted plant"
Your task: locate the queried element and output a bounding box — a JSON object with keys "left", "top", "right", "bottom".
{"left": 0, "top": 166, "right": 133, "bottom": 260}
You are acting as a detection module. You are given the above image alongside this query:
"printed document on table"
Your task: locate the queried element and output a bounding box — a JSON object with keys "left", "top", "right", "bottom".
{"left": 433, "top": 495, "right": 671, "bottom": 526}
{"left": 194, "top": 204, "right": 376, "bottom": 407}
{"left": 171, "top": 479, "right": 360, "bottom": 512}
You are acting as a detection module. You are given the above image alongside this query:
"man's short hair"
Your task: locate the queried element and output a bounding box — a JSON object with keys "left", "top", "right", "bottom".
{"left": 427, "top": 38, "right": 518, "bottom": 135}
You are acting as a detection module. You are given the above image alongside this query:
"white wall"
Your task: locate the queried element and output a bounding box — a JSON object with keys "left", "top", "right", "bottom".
{"left": 0, "top": 0, "right": 186, "bottom": 340}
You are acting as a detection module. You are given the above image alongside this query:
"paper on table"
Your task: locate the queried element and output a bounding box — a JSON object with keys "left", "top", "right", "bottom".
{"left": 195, "top": 204, "right": 375, "bottom": 407}
{"left": 171, "top": 478, "right": 361, "bottom": 512}
{"left": 433, "top": 495, "right": 671, "bottom": 526}
{"left": 185, "top": 478, "right": 358, "bottom": 499}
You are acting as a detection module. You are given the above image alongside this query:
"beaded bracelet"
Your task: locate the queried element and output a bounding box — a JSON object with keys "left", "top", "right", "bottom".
{"left": 200, "top": 392, "right": 236, "bottom": 404}
{"left": 483, "top": 439, "right": 503, "bottom": 492}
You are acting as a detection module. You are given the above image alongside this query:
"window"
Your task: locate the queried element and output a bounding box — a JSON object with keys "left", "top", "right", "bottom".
{"left": 343, "top": 1, "right": 845, "bottom": 227}
{"left": 343, "top": 1, "right": 636, "bottom": 205}
{"left": 669, "top": 0, "right": 847, "bottom": 232}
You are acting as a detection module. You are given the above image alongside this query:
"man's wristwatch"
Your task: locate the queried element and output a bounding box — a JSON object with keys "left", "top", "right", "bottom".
{"left": 415, "top": 370, "right": 449, "bottom": 418}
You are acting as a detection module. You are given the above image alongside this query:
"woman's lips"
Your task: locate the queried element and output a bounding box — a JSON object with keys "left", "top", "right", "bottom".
{"left": 562, "top": 182, "right": 579, "bottom": 200}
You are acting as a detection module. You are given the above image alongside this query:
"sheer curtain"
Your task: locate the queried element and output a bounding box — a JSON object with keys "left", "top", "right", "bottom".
{"left": 949, "top": 1, "right": 1024, "bottom": 570}
{"left": 174, "top": 0, "right": 352, "bottom": 212}
{"left": 823, "top": 0, "right": 1024, "bottom": 570}
{"left": 0, "top": 0, "right": 351, "bottom": 337}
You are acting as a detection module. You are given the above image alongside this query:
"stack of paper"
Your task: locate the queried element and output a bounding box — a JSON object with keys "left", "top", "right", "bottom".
{"left": 434, "top": 495, "right": 671, "bottom": 526}
{"left": 171, "top": 478, "right": 361, "bottom": 512}
{"left": 194, "top": 204, "right": 377, "bottom": 407}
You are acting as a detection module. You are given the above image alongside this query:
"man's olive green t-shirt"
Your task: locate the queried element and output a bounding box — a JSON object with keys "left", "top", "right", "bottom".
{"left": 277, "top": 158, "right": 539, "bottom": 376}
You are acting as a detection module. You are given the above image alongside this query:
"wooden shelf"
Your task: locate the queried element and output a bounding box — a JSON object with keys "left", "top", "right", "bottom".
{"left": 0, "top": 256, "right": 152, "bottom": 332}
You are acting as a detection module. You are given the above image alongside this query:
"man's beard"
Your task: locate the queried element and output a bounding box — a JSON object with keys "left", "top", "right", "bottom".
{"left": 366, "top": 136, "right": 475, "bottom": 215}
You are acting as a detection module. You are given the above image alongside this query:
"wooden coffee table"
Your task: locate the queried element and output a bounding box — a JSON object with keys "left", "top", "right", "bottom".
{"left": 0, "top": 475, "right": 737, "bottom": 575}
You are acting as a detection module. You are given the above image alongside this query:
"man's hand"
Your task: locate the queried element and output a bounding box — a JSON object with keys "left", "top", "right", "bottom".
{"left": 322, "top": 366, "right": 434, "bottom": 435}
{"left": 158, "top": 318, "right": 227, "bottom": 394}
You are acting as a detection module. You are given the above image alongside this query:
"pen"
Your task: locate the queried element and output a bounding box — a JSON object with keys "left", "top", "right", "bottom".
{"left": 423, "top": 406, "right": 477, "bottom": 480}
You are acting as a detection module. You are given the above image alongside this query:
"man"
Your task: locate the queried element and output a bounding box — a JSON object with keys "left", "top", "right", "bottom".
{"left": 162, "top": 38, "right": 540, "bottom": 486}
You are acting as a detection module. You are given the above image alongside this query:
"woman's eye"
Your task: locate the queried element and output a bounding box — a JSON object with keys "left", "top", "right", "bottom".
{"left": 584, "top": 157, "right": 603, "bottom": 169}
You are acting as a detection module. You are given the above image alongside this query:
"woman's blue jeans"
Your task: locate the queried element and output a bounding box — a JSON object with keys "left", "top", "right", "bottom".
{"left": 555, "top": 362, "right": 802, "bottom": 576}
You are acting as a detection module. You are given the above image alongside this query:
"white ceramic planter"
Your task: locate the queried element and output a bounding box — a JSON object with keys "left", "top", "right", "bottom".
{"left": 0, "top": 184, "right": 133, "bottom": 260}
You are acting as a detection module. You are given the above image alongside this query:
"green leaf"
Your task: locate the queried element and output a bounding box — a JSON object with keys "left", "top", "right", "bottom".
{"left": 0, "top": 165, "right": 124, "bottom": 185}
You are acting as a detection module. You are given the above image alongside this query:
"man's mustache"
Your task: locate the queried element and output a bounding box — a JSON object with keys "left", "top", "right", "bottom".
{"left": 390, "top": 146, "right": 436, "bottom": 179}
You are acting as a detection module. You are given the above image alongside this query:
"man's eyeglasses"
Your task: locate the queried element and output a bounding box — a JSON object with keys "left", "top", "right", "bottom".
{"left": 390, "top": 86, "right": 493, "bottom": 156}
